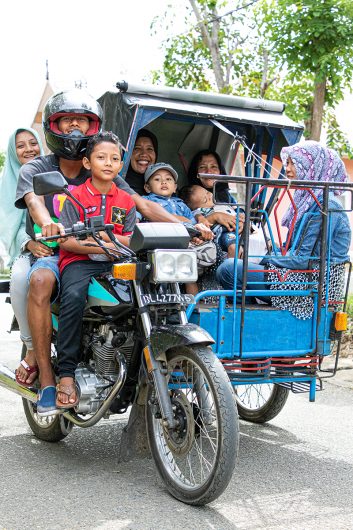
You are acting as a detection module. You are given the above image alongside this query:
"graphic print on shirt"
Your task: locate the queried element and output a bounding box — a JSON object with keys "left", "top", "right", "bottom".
{"left": 111, "top": 207, "right": 127, "bottom": 225}
{"left": 52, "top": 184, "right": 77, "bottom": 218}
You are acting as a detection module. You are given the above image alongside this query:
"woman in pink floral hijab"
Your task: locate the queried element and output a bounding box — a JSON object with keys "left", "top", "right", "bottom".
{"left": 280, "top": 141, "right": 348, "bottom": 230}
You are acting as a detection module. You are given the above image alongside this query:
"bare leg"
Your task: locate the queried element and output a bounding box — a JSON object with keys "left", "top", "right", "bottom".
{"left": 227, "top": 243, "right": 236, "bottom": 258}
{"left": 27, "top": 269, "right": 56, "bottom": 389}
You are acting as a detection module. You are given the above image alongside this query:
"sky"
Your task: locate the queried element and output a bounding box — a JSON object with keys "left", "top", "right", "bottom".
{"left": 1, "top": 0, "right": 352, "bottom": 151}
{"left": 0, "top": 0, "right": 186, "bottom": 150}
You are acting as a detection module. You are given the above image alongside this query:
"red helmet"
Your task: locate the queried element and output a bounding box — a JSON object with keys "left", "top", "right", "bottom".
{"left": 43, "top": 89, "right": 103, "bottom": 160}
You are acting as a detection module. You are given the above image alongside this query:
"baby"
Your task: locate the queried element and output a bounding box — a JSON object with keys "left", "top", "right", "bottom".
{"left": 180, "top": 184, "right": 268, "bottom": 263}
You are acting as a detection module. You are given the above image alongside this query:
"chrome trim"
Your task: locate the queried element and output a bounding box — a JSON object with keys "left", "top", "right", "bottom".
{"left": 0, "top": 363, "right": 37, "bottom": 402}
{"left": 63, "top": 352, "right": 127, "bottom": 428}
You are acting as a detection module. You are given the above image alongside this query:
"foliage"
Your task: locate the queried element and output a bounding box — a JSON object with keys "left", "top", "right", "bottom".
{"left": 151, "top": 1, "right": 259, "bottom": 93}
{"left": 0, "top": 151, "right": 5, "bottom": 173}
{"left": 347, "top": 294, "right": 353, "bottom": 320}
{"left": 261, "top": 0, "right": 353, "bottom": 139}
{"left": 325, "top": 109, "right": 353, "bottom": 159}
{"left": 152, "top": 0, "right": 353, "bottom": 147}
{"left": 262, "top": 0, "right": 353, "bottom": 100}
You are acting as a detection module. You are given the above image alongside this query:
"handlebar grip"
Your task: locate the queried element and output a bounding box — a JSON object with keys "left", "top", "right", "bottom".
{"left": 185, "top": 225, "right": 201, "bottom": 238}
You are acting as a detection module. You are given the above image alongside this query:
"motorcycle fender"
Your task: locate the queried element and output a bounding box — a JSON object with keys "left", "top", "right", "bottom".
{"left": 150, "top": 323, "right": 214, "bottom": 361}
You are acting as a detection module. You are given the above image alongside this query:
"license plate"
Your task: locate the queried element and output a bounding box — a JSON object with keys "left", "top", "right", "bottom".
{"left": 140, "top": 293, "right": 195, "bottom": 306}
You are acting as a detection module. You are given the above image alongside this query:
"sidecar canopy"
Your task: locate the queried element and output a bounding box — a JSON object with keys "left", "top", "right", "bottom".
{"left": 98, "top": 81, "right": 303, "bottom": 188}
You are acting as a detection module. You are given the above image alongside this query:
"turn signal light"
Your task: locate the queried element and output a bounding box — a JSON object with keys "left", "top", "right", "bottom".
{"left": 112, "top": 263, "right": 137, "bottom": 280}
{"left": 334, "top": 311, "right": 348, "bottom": 331}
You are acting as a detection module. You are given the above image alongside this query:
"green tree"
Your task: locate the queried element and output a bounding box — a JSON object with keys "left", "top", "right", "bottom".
{"left": 0, "top": 151, "right": 5, "bottom": 173}
{"left": 262, "top": 0, "right": 353, "bottom": 141}
{"left": 151, "top": 0, "right": 262, "bottom": 93}
{"left": 153, "top": 0, "right": 353, "bottom": 156}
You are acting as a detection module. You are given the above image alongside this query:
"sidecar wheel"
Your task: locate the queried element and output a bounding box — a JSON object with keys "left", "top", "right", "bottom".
{"left": 146, "top": 345, "right": 239, "bottom": 506}
{"left": 234, "top": 383, "right": 289, "bottom": 423}
{"left": 21, "top": 345, "right": 73, "bottom": 442}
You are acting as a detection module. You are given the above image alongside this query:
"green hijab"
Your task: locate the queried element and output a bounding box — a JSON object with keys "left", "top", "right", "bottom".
{"left": 0, "top": 127, "right": 44, "bottom": 265}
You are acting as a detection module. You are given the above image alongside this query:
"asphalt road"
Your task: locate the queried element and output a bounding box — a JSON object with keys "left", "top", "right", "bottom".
{"left": 0, "top": 294, "right": 353, "bottom": 530}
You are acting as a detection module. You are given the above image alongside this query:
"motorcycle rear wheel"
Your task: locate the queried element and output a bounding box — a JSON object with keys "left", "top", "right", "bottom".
{"left": 234, "top": 383, "right": 289, "bottom": 423}
{"left": 21, "top": 345, "right": 73, "bottom": 442}
{"left": 146, "top": 345, "right": 239, "bottom": 505}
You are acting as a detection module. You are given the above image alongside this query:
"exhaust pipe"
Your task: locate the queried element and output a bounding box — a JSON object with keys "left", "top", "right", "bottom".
{"left": 0, "top": 363, "right": 37, "bottom": 403}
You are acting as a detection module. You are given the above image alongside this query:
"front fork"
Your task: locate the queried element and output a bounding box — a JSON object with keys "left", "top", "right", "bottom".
{"left": 134, "top": 281, "right": 184, "bottom": 430}
{"left": 142, "top": 344, "right": 177, "bottom": 429}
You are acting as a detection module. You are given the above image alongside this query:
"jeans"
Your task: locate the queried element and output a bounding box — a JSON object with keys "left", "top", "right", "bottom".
{"left": 56, "top": 260, "right": 113, "bottom": 378}
{"left": 28, "top": 254, "right": 60, "bottom": 302}
{"left": 216, "top": 258, "right": 269, "bottom": 302}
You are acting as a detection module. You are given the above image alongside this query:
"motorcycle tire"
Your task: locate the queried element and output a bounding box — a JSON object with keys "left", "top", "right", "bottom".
{"left": 234, "top": 383, "right": 289, "bottom": 423}
{"left": 146, "top": 345, "right": 239, "bottom": 506}
{"left": 21, "top": 345, "right": 73, "bottom": 442}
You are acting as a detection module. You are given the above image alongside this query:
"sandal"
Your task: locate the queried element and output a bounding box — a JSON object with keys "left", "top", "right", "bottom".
{"left": 15, "top": 359, "right": 38, "bottom": 388}
{"left": 37, "top": 386, "right": 57, "bottom": 417}
{"left": 56, "top": 381, "right": 79, "bottom": 410}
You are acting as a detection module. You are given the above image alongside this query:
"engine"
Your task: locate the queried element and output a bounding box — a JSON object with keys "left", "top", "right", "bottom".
{"left": 74, "top": 324, "right": 134, "bottom": 415}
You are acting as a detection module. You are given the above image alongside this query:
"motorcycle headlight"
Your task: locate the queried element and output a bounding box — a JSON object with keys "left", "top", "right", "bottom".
{"left": 151, "top": 250, "right": 198, "bottom": 283}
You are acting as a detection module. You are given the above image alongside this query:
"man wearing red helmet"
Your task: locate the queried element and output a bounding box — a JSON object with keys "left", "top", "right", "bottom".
{"left": 14, "top": 89, "right": 212, "bottom": 415}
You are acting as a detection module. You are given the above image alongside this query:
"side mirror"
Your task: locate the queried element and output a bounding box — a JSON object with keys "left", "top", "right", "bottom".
{"left": 33, "top": 171, "right": 68, "bottom": 196}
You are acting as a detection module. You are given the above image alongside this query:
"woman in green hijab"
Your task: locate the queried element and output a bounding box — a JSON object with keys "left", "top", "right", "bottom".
{"left": 0, "top": 127, "right": 48, "bottom": 385}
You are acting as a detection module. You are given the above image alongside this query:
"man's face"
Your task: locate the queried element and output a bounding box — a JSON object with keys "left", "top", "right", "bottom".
{"left": 57, "top": 114, "right": 90, "bottom": 135}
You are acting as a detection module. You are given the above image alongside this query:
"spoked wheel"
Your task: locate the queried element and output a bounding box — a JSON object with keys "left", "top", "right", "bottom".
{"left": 21, "top": 345, "right": 73, "bottom": 442}
{"left": 146, "top": 345, "right": 239, "bottom": 506}
{"left": 234, "top": 383, "right": 289, "bottom": 423}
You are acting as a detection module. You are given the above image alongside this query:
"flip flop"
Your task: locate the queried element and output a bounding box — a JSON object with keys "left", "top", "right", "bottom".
{"left": 15, "top": 359, "right": 39, "bottom": 388}
{"left": 37, "top": 386, "right": 57, "bottom": 417}
{"left": 56, "top": 382, "right": 79, "bottom": 410}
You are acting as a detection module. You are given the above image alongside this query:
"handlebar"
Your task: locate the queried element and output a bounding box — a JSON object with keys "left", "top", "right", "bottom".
{"left": 35, "top": 221, "right": 115, "bottom": 242}
{"left": 35, "top": 216, "right": 135, "bottom": 259}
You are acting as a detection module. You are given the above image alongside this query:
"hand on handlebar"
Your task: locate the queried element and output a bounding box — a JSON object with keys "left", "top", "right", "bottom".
{"left": 194, "top": 223, "right": 213, "bottom": 241}
{"left": 41, "top": 221, "right": 65, "bottom": 237}
{"left": 41, "top": 220, "right": 66, "bottom": 241}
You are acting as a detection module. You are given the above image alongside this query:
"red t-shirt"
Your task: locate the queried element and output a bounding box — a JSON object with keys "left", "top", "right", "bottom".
{"left": 59, "top": 179, "right": 136, "bottom": 272}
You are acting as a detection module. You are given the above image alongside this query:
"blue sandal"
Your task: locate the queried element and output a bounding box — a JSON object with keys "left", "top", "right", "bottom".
{"left": 37, "top": 386, "right": 57, "bottom": 416}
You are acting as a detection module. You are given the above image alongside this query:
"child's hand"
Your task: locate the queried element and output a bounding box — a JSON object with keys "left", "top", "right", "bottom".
{"left": 238, "top": 246, "right": 244, "bottom": 259}
{"left": 26, "top": 240, "right": 54, "bottom": 257}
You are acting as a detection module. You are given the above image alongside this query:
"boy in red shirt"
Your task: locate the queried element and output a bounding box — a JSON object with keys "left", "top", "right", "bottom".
{"left": 56, "top": 131, "right": 136, "bottom": 409}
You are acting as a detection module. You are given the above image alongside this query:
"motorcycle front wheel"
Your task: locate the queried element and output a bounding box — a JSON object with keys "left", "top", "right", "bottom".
{"left": 146, "top": 345, "right": 239, "bottom": 506}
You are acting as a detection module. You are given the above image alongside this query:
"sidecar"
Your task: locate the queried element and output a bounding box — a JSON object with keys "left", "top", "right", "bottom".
{"left": 98, "top": 81, "right": 352, "bottom": 422}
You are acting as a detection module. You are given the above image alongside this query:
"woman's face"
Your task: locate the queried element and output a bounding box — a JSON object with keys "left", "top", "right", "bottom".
{"left": 15, "top": 131, "right": 41, "bottom": 165}
{"left": 197, "top": 154, "right": 220, "bottom": 189}
{"left": 131, "top": 136, "right": 157, "bottom": 174}
{"left": 285, "top": 156, "right": 297, "bottom": 180}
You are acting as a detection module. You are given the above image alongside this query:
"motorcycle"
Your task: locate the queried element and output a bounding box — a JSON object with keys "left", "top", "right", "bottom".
{"left": 0, "top": 171, "right": 239, "bottom": 506}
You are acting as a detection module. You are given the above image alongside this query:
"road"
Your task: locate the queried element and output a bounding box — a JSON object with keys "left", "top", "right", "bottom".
{"left": 0, "top": 294, "right": 353, "bottom": 530}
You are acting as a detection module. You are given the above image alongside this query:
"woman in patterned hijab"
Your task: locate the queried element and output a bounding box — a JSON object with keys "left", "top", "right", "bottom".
{"left": 280, "top": 141, "right": 348, "bottom": 230}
